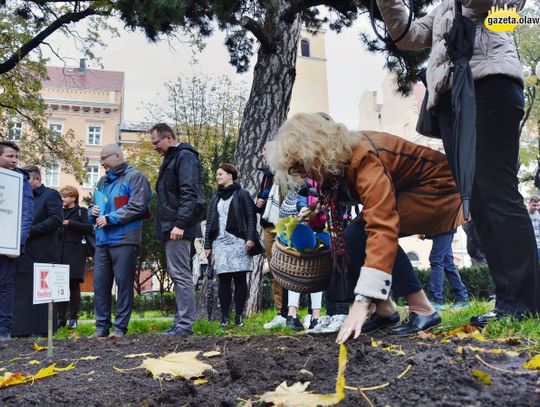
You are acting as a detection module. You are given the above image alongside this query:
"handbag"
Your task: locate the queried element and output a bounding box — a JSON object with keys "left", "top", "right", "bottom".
{"left": 78, "top": 207, "right": 96, "bottom": 257}
{"left": 82, "top": 233, "right": 96, "bottom": 257}
{"left": 416, "top": 69, "right": 442, "bottom": 139}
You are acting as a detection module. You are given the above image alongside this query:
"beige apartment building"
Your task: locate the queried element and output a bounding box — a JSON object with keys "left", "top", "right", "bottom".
{"left": 358, "top": 72, "right": 470, "bottom": 269}
{"left": 40, "top": 63, "right": 125, "bottom": 201}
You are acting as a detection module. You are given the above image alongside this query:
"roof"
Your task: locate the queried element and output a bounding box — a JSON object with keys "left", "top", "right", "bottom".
{"left": 44, "top": 66, "right": 124, "bottom": 91}
{"left": 119, "top": 121, "right": 153, "bottom": 132}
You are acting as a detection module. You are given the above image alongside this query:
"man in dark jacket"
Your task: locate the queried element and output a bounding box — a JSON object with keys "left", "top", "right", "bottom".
{"left": 151, "top": 123, "right": 205, "bottom": 336}
{"left": 0, "top": 142, "right": 33, "bottom": 341}
{"left": 14, "top": 164, "right": 63, "bottom": 337}
{"left": 89, "top": 144, "right": 151, "bottom": 339}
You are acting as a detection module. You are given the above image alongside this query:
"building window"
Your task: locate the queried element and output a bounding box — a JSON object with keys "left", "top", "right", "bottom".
{"left": 406, "top": 251, "right": 422, "bottom": 268}
{"left": 44, "top": 161, "right": 60, "bottom": 187}
{"left": 6, "top": 122, "right": 22, "bottom": 141}
{"left": 83, "top": 165, "right": 100, "bottom": 188}
{"left": 49, "top": 123, "right": 63, "bottom": 138}
{"left": 300, "top": 39, "right": 310, "bottom": 57}
{"left": 87, "top": 126, "right": 102, "bottom": 146}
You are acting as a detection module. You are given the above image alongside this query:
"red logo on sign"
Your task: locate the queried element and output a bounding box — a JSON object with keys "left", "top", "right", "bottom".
{"left": 40, "top": 271, "right": 49, "bottom": 289}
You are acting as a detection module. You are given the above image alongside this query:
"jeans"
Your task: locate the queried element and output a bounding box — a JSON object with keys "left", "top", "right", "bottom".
{"left": 94, "top": 245, "right": 138, "bottom": 334}
{"left": 165, "top": 239, "right": 196, "bottom": 332}
{"left": 345, "top": 221, "right": 422, "bottom": 299}
{"left": 438, "top": 75, "right": 540, "bottom": 313}
{"left": 428, "top": 232, "right": 469, "bottom": 304}
{"left": 0, "top": 256, "right": 16, "bottom": 333}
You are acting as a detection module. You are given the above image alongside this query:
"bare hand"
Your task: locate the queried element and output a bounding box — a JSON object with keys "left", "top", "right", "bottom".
{"left": 256, "top": 198, "right": 266, "bottom": 208}
{"left": 246, "top": 240, "right": 255, "bottom": 250}
{"left": 170, "top": 226, "right": 184, "bottom": 241}
{"left": 63, "top": 220, "right": 70, "bottom": 226}
{"left": 297, "top": 207, "right": 311, "bottom": 219}
{"left": 91, "top": 205, "right": 100, "bottom": 216}
{"left": 96, "top": 216, "right": 108, "bottom": 229}
{"left": 336, "top": 300, "right": 370, "bottom": 343}
{"left": 205, "top": 249, "right": 212, "bottom": 259}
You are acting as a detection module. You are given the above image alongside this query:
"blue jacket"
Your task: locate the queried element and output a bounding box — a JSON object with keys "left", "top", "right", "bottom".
{"left": 89, "top": 163, "right": 151, "bottom": 246}
{"left": 15, "top": 168, "right": 34, "bottom": 253}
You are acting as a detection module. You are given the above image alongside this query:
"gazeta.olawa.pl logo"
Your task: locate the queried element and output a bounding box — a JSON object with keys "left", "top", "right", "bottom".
{"left": 484, "top": 5, "right": 540, "bottom": 32}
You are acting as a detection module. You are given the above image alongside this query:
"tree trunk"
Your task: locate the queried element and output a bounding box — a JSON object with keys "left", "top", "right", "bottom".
{"left": 235, "top": 4, "right": 301, "bottom": 315}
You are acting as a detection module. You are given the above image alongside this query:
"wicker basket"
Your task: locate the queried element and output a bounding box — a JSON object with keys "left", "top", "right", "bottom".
{"left": 270, "top": 239, "right": 332, "bottom": 293}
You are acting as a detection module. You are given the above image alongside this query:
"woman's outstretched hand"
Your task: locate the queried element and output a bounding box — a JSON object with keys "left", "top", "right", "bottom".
{"left": 335, "top": 300, "right": 370, "bottom": 343}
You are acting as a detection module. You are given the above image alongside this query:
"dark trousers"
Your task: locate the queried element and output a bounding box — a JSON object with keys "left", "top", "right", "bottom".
{"left": 438, "top": 75, "right": 540, "bottom": 313}
{"left": 345, "top": 221, "right": 422, "bottom": 299}
{"left": 218, "top": 271, "right": 248, "bottom": 317}
{"left": 428, "top": 232, "right": 469, "bottom": 304}
{"left": 93, "top": 245, "right": 138, "bottom": 334}
{"left": 57, "top": 280, "right": 82, "bottom": 320}
{"left": 0, "top": 256, "right": 16, "bottom": 333}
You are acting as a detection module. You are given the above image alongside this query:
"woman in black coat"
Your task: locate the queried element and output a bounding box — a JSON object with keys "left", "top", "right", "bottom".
{"left": 204, "top": 163, "right": 261, "bottom": 327}
{"left": 58, "top": 186, "right": 93, "bottom": 328}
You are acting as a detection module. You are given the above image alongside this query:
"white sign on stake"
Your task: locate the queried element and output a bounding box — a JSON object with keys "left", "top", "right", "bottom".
{"left": 33, "top": 263, "right": 70, "bottom": 304}
{"left": 0, "top": 167, "right": 23, "bottom": 256}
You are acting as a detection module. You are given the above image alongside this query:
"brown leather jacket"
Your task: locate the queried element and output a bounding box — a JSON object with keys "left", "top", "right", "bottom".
{"left": 345, "top": 131, "right": 464, "bottom": 300}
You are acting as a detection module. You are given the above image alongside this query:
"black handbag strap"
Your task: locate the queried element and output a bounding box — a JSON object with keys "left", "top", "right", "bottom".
{"left": 370, "top": 0, "right": 413, "bottom": 44}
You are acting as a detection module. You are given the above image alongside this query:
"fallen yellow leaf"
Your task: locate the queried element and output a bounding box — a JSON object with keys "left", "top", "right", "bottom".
{"left": 471, "top": 369, "right": 491, "bottom": 385}
{"left": 193, "top": 378, "right": 208, "bottom": 385}
{"left": 259, "top": 344, "right": 347, "bottom": 407}
{"left": 371, "top": 339, "right": 380, "bottom": 348}
{"left": 79, "top": 356, "right": 100, "bottom": 361}
{"left": 523, "top": 354, "right": 540, "bottom": 370}
{"left": 125, "top": 352, "right": 153, "bottom": 359}
{"left": 28, "top": 360, "right": 41, "bottom": 365}
{"left": 54, "top": 363, "right": 76, "bottom": 372}
{"left": 33, "top": 343, "right": 47, "bottom": 351}
{"left": 382, "top": 345, "right": 405, "bottom": 356}
{"left": 141, "top": 351, "right": 214, "bottom": 380}
{"left": 202, "top": 351, "right": 221, "bottom": 358}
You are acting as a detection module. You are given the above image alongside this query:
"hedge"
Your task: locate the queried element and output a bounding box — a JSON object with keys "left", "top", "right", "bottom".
{"left": 78, "top": 266, "right": 494, "bottom": 316}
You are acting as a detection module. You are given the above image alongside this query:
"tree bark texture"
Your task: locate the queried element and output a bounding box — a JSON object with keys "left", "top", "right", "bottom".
{"left": 236, "top": 1, "right": 302, "bottom": 314}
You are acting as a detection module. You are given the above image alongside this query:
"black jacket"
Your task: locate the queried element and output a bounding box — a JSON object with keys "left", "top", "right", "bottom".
{"left": 204, "top": 188, "right": 260, "bottom": 253}
{"left": 59, "top": 206, "right": 93, "bottom": 281}
{"left": 16, "top": 184, "right": 63, "bottom": 273}
{"left": 155, "top": 144, "right": 206, "bottom": 241}
{"left": 255, "top": 166, "right": 275, "bottom": 228}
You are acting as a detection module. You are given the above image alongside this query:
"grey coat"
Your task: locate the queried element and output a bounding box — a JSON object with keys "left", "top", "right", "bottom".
{"left": 377, "top": 0, "right": 525, "bottom": 110}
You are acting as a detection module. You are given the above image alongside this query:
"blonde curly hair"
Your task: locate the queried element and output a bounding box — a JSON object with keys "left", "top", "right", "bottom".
{"left": 268, "top": 113, "right": 358, "bottom": 189}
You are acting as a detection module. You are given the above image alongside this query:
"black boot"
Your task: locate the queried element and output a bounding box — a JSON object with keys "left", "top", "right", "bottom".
{"left": 57, "top": 318, "right": 66, "bottom": 328}
{"left": 235, "top": 315, "right": 244, "bottom": 327}
{"left": 220, "top": 315, "right": 229, "bottom": 327}
{"left": 68, "top": 319, "right": 78, "bottom": 329}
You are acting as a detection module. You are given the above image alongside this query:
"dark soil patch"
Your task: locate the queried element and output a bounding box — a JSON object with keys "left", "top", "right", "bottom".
{"left": 0, "top": 332, "right": 538, "bottom": 406}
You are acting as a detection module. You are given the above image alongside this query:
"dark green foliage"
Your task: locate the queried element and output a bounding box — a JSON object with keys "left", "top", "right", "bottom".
{"left": 79, "top": 292, "right": 177, "bottom": 318}
{"left": 359, "top": 0, "right": 437, "bottom": 94}
{"left": 414, "top": 266, "right": 495, "bottom": 302}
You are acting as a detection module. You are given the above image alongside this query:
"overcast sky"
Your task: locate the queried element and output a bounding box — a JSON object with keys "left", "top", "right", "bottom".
{"left": 46, "top": 15, "right": 388, "bottom": 130}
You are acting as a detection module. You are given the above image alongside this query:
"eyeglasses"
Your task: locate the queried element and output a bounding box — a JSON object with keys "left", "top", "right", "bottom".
{"left": 100, "top": 153, "right": 116, "bottom": 163}
{"left": 151, "top": 137, "right": 165, "bottom": 147}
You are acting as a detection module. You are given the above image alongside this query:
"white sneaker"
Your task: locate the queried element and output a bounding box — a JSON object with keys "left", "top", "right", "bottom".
{"left": 308, "top": 315, "right": 331, "bottom": 333}
{"left": 321, "top": 314, "right": 348, "bottom": 333}
{"left": 303, "top": 314, "right": 312, "bottom": 329}
{"left": 263, "top": 314, "right": 286, "bottom": 329}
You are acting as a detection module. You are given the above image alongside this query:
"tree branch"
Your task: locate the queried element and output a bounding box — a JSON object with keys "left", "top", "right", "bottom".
{"left": 0, "top": 7, "right": 109, "bottom": 75}
{"left": 239, "top": 16, "right": 275, "bottom": 51}
{"left": 281, "top": 0, "right": 328, "bottom": 22}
